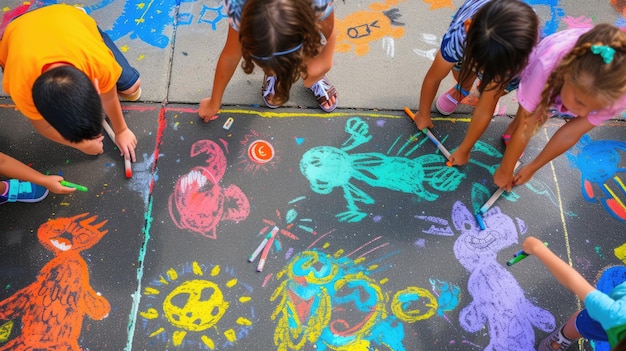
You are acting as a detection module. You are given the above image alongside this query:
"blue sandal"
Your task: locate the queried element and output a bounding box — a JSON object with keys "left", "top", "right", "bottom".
{"left": 0, "top": 179, "right": 49, "bottom": 205}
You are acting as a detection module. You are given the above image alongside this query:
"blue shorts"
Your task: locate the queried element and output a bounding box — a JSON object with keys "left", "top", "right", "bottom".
{"left": 576, "top": 309, "right": 608, "bottom": 341}
{"left": 575, "top": 266, "right": 626, "bottom": 342}
{"left": 98, "top": 27, "right": 140, "bottom": 92}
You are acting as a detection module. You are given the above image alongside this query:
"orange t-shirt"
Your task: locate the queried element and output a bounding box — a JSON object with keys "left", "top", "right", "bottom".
{"left": 0, "top": 4, "right": 121, "bottom": 120}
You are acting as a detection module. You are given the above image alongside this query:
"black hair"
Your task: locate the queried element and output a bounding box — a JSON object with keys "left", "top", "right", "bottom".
{"left": 459, "top": 0, "right": 539, "bottom": 93}
{"left": 32, "top": 65, "right": 103, "bottom": 143}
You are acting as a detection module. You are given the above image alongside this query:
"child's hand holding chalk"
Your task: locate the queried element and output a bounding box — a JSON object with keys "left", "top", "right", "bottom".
{"left": 124, "top": 156, "right": 132, "bottom": 178}
{"left": 61, "top": 180, "right": 88, "bottom": 192}
{"left": 42, "top": 175, "right": 74, "bottom": 194}
{"left": 474, "top": 160, "right": 523, "bottom": 230}
{"left": 522, "top": 237, "right": 550, "bottom": 256}
{"left": 507, "top": 238, "right": 548, "bottom": 266}
{"left": 404, "top": 107, "right": 453, "bottom": 166}
{"left": 102, "top": 120, "right": 134, "bottom": 178}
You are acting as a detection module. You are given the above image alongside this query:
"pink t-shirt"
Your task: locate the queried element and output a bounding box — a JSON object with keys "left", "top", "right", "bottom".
{"left": 517, "top": 27, "right": 626, "bottom": 126}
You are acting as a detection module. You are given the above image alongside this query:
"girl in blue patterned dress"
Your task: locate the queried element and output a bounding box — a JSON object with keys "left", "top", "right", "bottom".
{"left": 408, "top": 0, "right": 538, "bottom": 166}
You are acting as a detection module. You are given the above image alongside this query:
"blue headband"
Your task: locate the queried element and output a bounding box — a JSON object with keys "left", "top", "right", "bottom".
{"left": 250, "top": 43, "right": 303, "bottom": 61}
{"left": 591, "top": 45, "right": 615, "bottom": 64}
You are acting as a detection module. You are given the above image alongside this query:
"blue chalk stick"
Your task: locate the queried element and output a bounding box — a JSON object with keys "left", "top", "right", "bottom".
{"left": 475, "top": 213, "right": 486, "bottom": 230}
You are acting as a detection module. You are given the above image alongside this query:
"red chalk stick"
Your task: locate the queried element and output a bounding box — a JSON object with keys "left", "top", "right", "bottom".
{"left": 124, "top": 156, "right": 132, "bottom": 178}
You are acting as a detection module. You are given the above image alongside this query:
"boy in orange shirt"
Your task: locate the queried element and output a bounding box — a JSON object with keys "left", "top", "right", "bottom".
{"left": 0, "top": 4, "right": 141, "bottom": 162}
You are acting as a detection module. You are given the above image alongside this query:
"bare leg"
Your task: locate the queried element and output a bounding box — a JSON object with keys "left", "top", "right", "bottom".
{"left": 562, "top": 311, "right": 583, "bottom": 341}
{"left": 303, "top": 18, "right": 337, "bottom": 111}
{"left": 118, "top": 78, "right": 142, "bottom": 101}
{"left": 449, "top": 68, "right": 475, "bottom": 102}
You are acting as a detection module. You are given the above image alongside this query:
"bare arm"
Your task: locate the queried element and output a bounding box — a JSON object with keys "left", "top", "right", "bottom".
{"left": 198, "top": 26, "right": 243, "bottom": 122}
{"left": 413, "top": 51, "right": 455, "bottom": 130}
{"left": 513, "top": 116, "right": 595, "bottom": 187}
{"left": 0, "top": 152, "right": 74, "bottom": 194}
{"left": 522, "top": 236, "right": 596, "bottom": 301}
{"left": 30, "top": 118, "right": 75, "bottom": 148}
{"left": 494, "top": 105, "right": 535, "bottom": 190}
{"left": 303, "top": 11, "right": 337, "bottom": 88}
{"left": 30, "top": 118, "right": 105, "bottom": 156}
{"left": 449, "top": 84, "right": 504, "bottom": 165}
{"left": 100, "top": 88, "right": 137, "bottom": 162}
{"left": 318, "top": 10, "right": 335, "bottom": 41}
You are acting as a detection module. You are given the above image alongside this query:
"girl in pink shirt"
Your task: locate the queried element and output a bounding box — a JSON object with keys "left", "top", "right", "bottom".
{"left": 494, "top": 24, "right": 626, "bottom": 190}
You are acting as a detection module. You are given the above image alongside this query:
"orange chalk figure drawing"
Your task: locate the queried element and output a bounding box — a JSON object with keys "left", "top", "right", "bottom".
{"left": 335, "top": 0, "right": 405, "bottom": 56}
{"left": 0, "top": 213, "right": 110, "bottom": 350}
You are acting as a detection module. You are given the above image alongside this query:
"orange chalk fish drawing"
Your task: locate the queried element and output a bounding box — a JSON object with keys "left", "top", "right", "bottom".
{"left": 0, "top": 213, "right": 111, "bottom": 350}
{"left": 335, "top": 0, "right": 406, "bottom": 56}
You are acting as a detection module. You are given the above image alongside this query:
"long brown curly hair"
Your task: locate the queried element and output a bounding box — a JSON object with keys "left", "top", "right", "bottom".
{"left": 239, "top": 0, "right": 323, "bottom": 105}
{"left": 459, "top": 0, "right": 538, "bottom": 93}
{"left": 532, "top": 24, "right": 626, "bottom": 132}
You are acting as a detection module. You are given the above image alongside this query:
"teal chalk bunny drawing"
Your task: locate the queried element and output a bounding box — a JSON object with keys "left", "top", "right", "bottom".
{"left": 299, "top": 117, "right": 466, "bottom": 222}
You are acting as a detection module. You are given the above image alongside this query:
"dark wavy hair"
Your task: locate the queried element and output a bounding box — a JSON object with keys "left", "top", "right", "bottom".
{"left": 459, "top": 0, "right": 539, "bottom": 93}
{"left": 32, "top": 65, "right": 103, "bottom": 142}
{"left": 239, "top": 0, "right": 322, "bottom": 105}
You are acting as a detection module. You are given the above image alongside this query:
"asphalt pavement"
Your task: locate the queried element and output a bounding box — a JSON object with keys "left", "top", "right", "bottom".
{"left": 0, "top": 1, "right": 625, "bottom": 350}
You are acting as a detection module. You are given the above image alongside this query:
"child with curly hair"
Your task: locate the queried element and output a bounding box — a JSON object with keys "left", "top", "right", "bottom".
{"left": 494, "top": 24, "right": 626, "bottom": 190}
{"left": 409, "top": 0, "right": 538, "bottom": 165}
{"left": 198, "top": 0, "right": 337, "bottom": 121}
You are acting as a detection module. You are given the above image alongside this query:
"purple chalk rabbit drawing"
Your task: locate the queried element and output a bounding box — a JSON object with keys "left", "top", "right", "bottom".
{"left": 452, "top": 201, "right": 555, "bottom": 350}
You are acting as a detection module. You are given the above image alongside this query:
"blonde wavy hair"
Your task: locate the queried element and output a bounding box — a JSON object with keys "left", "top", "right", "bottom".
{"left": 532, "top": 24, "right": 626, "bottom": 132}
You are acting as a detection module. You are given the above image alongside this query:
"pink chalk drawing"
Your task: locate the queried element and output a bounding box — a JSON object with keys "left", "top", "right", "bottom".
{"left": 561, "top": 15, "right": 593, "bottom": 29}
{"left": 452, "top": 201, "right": 555, "bottom": 351}
{"left": 168, "top": 139, "right": 250, "bottom": 239}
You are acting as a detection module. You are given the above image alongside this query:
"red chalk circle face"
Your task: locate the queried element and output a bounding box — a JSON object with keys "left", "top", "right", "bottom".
{"left": 248, "top": 140, "right": 274, "bottom": 164}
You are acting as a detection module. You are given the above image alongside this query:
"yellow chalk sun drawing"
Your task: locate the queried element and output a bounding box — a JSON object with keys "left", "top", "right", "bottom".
{"left": 140, "top": 261, "right": 254, "bottom": 349}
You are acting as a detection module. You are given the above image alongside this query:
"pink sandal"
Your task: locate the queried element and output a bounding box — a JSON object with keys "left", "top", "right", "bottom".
{"left": 436, "top": 84, "right": 470, "bottom": 115}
